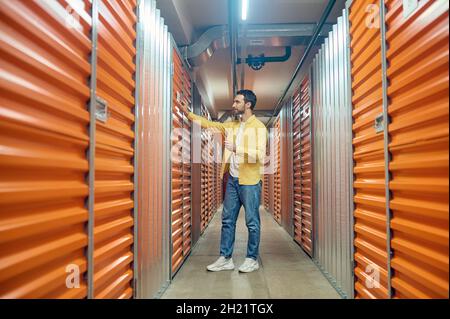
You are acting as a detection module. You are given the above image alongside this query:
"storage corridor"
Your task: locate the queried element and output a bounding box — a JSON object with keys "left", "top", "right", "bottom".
{"left": 0, "top": 0, "right": 448, "bottom": 300}
{"left": 162, "top": 206, "right": 340, "bottom": 299}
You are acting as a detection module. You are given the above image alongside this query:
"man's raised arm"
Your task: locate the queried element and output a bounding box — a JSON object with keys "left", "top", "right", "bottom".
{"left": 179, "top": 101, "right": 230, "bottom": 135}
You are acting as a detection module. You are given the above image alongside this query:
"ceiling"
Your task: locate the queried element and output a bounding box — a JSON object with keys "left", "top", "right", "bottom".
{"left": 156, "top": 0, "right": 347, "bottom": 122}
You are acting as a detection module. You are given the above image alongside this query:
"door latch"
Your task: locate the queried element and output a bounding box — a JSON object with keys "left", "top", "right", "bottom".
{"left": 95, "top": 96, "right": 108, "bottom": 123}
{"left": 374, "top": 114, "right": 384, "bottom": 133}
{"left": 403, "top": 0, "right": 418, "bottom": 19}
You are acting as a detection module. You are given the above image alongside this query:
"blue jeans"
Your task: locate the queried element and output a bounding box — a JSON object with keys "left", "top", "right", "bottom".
{"left": 220, "top": 176, "right": 261, "bottom": 260}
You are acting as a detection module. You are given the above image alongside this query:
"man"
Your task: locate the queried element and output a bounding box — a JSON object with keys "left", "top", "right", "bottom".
{"left": 179, "top": 89, "right": 267, "bottom": 273}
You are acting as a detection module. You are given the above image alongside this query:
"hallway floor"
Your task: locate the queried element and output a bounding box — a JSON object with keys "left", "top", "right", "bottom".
{"left": 161, "top": 206, "right": 341, "bottom": 299}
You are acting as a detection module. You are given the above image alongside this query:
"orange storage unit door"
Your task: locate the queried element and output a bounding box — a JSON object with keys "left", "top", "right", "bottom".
{"left": 182, "top": 67, "right": 192, "bottom": 258}
{"left": 349, "top": 0, "right": 390, "bottom": 299}
{"left": 268, "top": 130, "right": 275, "bottom": 216}
{"left": 385, "top": 0, "right": 449, "bottom": 298}
{"left": 293, "top": 76, "right": 313, "bottom": 256}
{"left": 263, "top": 172, "right": 269, "bottom": 211}
{"left": 200, "top": 105, "right": 207, "bottom": 232}
{"left": 0, "top": 0, "right": 92, "bottom": 298}
{"left": 171, "top": 48, "right": 184, "bottom": 274}
{"left": 215, "top": 133, "right": 222, "bottom": 208}
{"left": 263, "top": 139, "right": 271, "bottom": 212}
{"left": 292, "top": 86, "right": 302, "bottom": 243}
{"left": 274, "top": 117, "right": 282, "bottom": 224}
{"left": 93, "top": 0, "right": 136, "bottom": 299}
{"left": 171, "top": 48, "right": 192, "bottom": 275}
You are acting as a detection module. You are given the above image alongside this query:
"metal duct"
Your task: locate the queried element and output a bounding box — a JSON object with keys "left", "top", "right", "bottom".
{"left": 180, "top": 24, "right": 333, "bottom": 67}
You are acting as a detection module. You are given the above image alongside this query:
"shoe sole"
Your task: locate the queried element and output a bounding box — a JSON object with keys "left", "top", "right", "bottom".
{"left": 238, "top": 266, "right": 259, "bottom": 273}
{"left": 206, "top": 265, "right": 235, "bottom": 272}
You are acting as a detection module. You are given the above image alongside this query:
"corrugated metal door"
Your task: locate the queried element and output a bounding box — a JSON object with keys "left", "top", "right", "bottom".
{"left": 0, "top": 0, "right": 92, "bottom": 298}
{"left": 280, "top": 102, "right": 294, "bottom": 236}
{"left": 349, "top": 0, "right": 390, "bottom": 299}
{"left": 385, "top": 0, "right": 449, "bottom": 298}
{"left": 171, "top": 48, "right": 192, "bottom": 275}
{"left": 215, "top": 133, "right": 222, "bottom": 207}
{"left": 262, "top": 136, "right": 270, "bottom": 212}
{"left": 171, "top": 48, "right": 184, "bottom": 274}
{"left": 181, "top": 67, "right": 192, "bottom": 258}
{"left": 198, "top": 104, "right": 222, "bottom": 233}
{"left": 94, "top": 0, "right": 136, "bottom": 299}
{"left": 200, "top": 105, "right": 208, "bottom": 233}
{"left": 263, "top": 171, "right": 269, "bottom": 211}
{"left": 207, "top": 123, "right": 212, "bottom": 225}
{"left": 292, "top": 85, "right": 302, "bottom": 243}
{"left": 211, "top": 132, "right": 216, "bottom": 218}
{"left": 300, "top": 76, "right": 313, "bottom": 255}
{"left": 293, "top": 76, "right": 313, "bottom": 255}
{"left": 212, "top": 131, "right": 221, "bottom": 212}
{"left": 274, "top": 117, "right": 281, "bottom": 224}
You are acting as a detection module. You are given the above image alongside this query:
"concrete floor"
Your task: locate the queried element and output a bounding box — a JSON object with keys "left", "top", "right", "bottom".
{"left": 161, "top": 206, "right": 341, "bottom": 299}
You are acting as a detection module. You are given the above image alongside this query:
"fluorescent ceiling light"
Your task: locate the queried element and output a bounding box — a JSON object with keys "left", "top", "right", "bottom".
{"left": 242, "top": 0, "right": 249, "bottom": 20}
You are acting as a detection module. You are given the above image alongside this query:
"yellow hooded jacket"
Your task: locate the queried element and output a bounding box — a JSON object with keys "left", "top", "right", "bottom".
{"left": 187, "top": 112, "right": 268, "bottom": 186}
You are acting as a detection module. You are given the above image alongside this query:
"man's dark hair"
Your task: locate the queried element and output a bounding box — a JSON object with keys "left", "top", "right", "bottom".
{"left": 237, "top": 89, "right": 257, "bottom": 110}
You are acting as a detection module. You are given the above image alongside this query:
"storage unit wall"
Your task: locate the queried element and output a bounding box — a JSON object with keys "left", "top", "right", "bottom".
{"left": 136, "top": 0, "right": 172, "bottom": 299}
{"left": 311, "top": 11, "right": 353, "bottom": 299}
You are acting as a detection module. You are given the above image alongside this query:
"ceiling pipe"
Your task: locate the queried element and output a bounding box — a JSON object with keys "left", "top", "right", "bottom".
{"left": 266, "top": 0, "right": 337, "bottom": 127}
{"left": 179, "top": 23, "right": 333, "bottom": 67}
{"left": 237, "top": 46, "right": 292, "bottom": 71}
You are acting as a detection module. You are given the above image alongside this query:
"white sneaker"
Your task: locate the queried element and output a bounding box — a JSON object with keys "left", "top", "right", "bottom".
{"left": 238, "top": 258, "right": 259, "bottom": 273}
{"left": 206, "top": 256, "right": 235, "bottom": 272}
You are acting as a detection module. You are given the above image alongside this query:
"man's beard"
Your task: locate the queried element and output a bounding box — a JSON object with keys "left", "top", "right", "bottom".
{"left": 232, "top": 109, "right": 243, "bottom": 120}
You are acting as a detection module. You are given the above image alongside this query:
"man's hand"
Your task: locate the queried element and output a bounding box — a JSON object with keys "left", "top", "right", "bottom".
{"left": 179, "top": 100, "right": 189, "bottom": 115}
{"left": 225, "top": 139, "right": 236, "bottom": 153}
